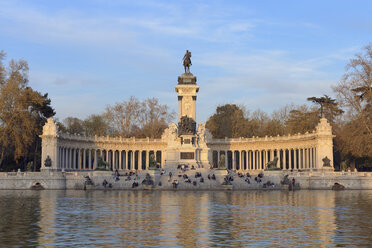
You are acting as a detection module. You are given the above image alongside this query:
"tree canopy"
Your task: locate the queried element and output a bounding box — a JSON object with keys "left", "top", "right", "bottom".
{"left": 59, "top": 97, "right": 175, "bottom": 139}
{"left": 0, "top": 51, "right": 55, "bottom": 171}
{"left": 333, "top": 44, "right": 372, "bottom": 159}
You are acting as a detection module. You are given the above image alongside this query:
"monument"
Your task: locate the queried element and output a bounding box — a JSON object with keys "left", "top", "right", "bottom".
{"left": 164, "top": 50, "right": 211, "bottom": 168}
{"left": 40, "top": 50, "right": 335, "bottom": 172}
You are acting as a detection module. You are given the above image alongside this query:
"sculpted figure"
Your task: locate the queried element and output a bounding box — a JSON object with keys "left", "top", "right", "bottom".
{"left": 44, "top": 156, "right": 52, "bottom": 167}
{"left": 183, "top": 50, "right": 192, "bottom": 73}
{"left": 149, "top": 154, "right": 158, "bottom": 169}
{"left": 218, "top": 154, "right": 227, "bottom": 170}
{"left": 322, "top": 156, "right": 331, "bottom": 167}
{"left": 178, "top": 116, "right": 196, "bottom": 135}
{"left": 265, "top": 157, "right": 281, "bottom": 170}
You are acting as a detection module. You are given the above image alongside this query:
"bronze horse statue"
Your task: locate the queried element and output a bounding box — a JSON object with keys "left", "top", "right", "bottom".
{"left": 183, "top": 50, "right": 192, "bottom": 73}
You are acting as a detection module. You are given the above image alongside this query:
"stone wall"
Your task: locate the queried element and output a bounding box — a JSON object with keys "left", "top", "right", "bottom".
{"left": 1, "top": 170, "right": 372, "bottom": 190}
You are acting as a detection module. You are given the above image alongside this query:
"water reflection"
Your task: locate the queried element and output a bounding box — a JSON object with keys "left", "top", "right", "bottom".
{"left": 0, "top": 190, "right": 371, "bottom": 247}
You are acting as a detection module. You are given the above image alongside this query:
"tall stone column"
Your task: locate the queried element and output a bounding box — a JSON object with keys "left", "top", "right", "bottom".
{"left": 132, "top": 151, "right": 135, "bottom": 170}
{"left": 147, "top": 150, "right": 150, "bottom": 170}
{"left": 73, "top": 149, "right": 77, "bottom": 170}
{"left": 265, "top": 150, "right": 268, "bottom": 168}
{"left": 240, "top": 151, "right": 244, "bottom": 171}
{"left": 83, "top": 149, "right": 86, "bottom": 170}
{"left": 232, "top": 151, "right": 236, "bottom": 170}
{"left": 289, "top": 149, "right": 292, "bottom": 170}
{"left": 247, "top": 151, "right": 250, "bottom": 170}
{"left": 253, "top": 151, "right": 256, "bottom": 170}
{"left": 301, "top": 149, "right": 304, "bottom": 169}
{"left": 161, "top": 151, "right": 165, "bottom": 168}
{"left": 258, "top": 151, "right": 261, "bottom": 170}
{"left": 139, "top": 151, "right": 142, "bottom": 171}
{"left": 127, "top": 151, "right": 130, "bottom": 170}
{"left": 309, "top": 148, "right": 313, "bottom": 169}
{"left": 94, "top": 150, "right": 98, "bottom": 169}
{"left": 119, "top": 151, "right": 122, "bottom": 170}
{"left": 78, "top": 149, "right": 82, "bottom": 170}
{"left": 88, "top": 149, "right": 92, "bottom": 170}
{"left": 294, "top": 149, "right": 297, "bottom": 170}
{"left": 225, "top": 150, "right": 228, "bottom": 169}
{"left": 113, "top": 150, "right": 117, "bottom": 170}
{"left": 283, "top": 149, "right": 287, "bottom": 170}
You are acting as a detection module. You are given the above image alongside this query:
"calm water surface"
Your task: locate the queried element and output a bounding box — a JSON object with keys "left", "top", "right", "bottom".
{"left": 0, "top": 190, "right": 371, "bottom": 247}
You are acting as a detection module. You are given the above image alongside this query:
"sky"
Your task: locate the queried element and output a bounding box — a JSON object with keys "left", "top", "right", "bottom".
{"left": 0, "top": 0, "right": 371, "bottom": 123}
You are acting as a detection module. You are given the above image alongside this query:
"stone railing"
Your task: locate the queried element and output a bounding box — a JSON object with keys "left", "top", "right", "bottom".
{"left": 208, "top": 130, "right": 317, "bottom": 144}
{"left": 58, "top": 133, "right": 164, "bottom": 144}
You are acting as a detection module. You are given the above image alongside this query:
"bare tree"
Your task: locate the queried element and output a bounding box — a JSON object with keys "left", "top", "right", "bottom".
{"left": 333, "top": 44, "right": 372, "bottom": 158}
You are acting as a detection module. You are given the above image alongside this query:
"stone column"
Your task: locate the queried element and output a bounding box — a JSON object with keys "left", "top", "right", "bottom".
{"left": 252, "top": 151, "right": 256, "bottom": 170}
{"left": 283, "top": 149, "right": 287, "bottom": 170}
{"left": 161, "top": 151, "right": 165, "bottom": 168}
{"left": 294, "top": 149, "right": 297, "bottom": 170}
{"left": 67, "top": 148, "right": 72, "bottom": 169}
{"left": 94, "top": 150, "right": 98, "bottom": 169}
{"left": 61, "top": 148, "right": 64, "bottom": 169}
{"left": 83, "top": 149, "right": 86, "bottom": 170}
{"left": 88, "top": 149, "right": 92, "bottom": 170}
{"left": 73, "top": 149, "right": 77, "bottom": 170}
{"left": 113, "top": 150, "right": 117, "bottom": 170}
{"left": 125, "top": 150, "right": 130, "bottom": 170}
{"left": 232, "top": 151, "right": 236, "bottom": 170}
{"left": 132, "top": 150, "right": 135, "bottom": 170}
{"left": 147, "top": 150, "right": 150, "bottom": 170}
{"left": 240, "top": 151, "right": 244, "bottom": 171}
{"left": 265, "top": 150, "right": 268, "bottom": 168}
{"left": 248, "top": 151, "right": 251, "bottom": 170}
{"left": 309, "top": 148, "right": 313, "bottom": 169}
{"left": 258, "top": 150, "right": 261, "bottom": 170}
{"left": 139, "top": 150, "right": 142, "bottom": 171}
{"left": 225, "top": 150, "right": 228, "bottom": 169}
{"left": 301, "top": 149, "right": 304, "bottom": 169}
{"left": 65, "top": 148, "right": 68, "bottom": 169}
{"left": 278, "top": 150, "right": 281, "bottom": 170}
{"left": 289, "top": 149, "right": 292, "bottom": 170}
{"left": 217, "top": 151, "right": 221, "bottom": 168}
{"left": 118, "top": 151, "right": 122, "bottom": 170}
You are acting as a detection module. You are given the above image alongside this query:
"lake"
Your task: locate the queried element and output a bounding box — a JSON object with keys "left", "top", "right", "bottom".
{"left": 0, "top": 190, "right": 371, "bottom": 247}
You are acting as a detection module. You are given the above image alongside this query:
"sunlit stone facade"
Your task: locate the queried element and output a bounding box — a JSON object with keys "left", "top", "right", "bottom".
{"left": 41, "top": 72, "right": 335, "bottom": 171}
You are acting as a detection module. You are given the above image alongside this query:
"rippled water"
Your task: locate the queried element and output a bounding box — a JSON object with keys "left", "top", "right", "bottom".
{"left": 0, "top": 190, "right": 372, "bottom": 247}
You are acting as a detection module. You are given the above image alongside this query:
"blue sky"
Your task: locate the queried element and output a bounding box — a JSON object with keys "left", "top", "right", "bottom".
{"left": 1, "top": 0, "right": 371, "bottom": 123}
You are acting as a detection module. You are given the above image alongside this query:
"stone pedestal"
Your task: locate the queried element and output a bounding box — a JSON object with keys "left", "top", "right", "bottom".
{"left": 175, "top": 73, "right": 199, "bottom": 122}
{"left": 40, "top": 118, "right": 59, "bottom": 171}
{"left": 316, "top": 118, "right": 335, "bottom": 170}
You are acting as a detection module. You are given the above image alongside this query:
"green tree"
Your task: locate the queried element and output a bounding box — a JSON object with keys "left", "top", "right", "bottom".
{"left": 206, "top": 104, "right": 250, "bottom": 138}
{"left": 307, "top": 95, "right": 343, "bottom": 122}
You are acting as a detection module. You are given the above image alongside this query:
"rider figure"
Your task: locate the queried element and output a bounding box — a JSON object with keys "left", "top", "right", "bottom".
{"left": 183, "top": 50, "right": 192, "bottom": 73}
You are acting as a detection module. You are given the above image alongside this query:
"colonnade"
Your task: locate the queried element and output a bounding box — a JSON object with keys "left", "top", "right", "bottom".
{"left": 57, "top": 147, "right": 163, "bottom": 171}
{"left": 212, "top": 147, "right": 317, "bottom": 171}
